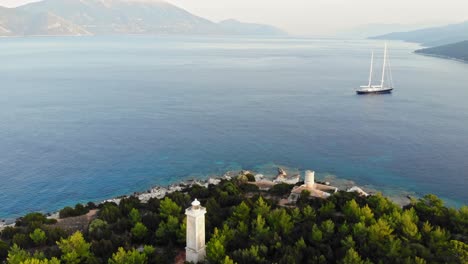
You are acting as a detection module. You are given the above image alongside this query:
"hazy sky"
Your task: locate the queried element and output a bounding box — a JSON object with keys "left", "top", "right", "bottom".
{"left": 1, "top": 0, "right": 467, "bottom": 35}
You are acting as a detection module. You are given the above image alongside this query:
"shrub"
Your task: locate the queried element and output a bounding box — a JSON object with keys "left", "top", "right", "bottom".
{"left": 59, "top": 204, "right": 89, "bottom": 218}
{"left": 269, "top": 183, "right": 294, "bottom": 196}
{"left": 12, "top": 233, "right": 30, "bottom": 248}
{"left": 246, "top": 173, "right": 256, "bottom": 182}
{"left": 0, "top": 240, "right": 8, "bottom": 260}
{"left": 1, "top": 226, "right": 19, "bottom": 240}
{"left": 29, "top": 228, "right": 47, "bottom": 246}
{"left": 131, "top": 222, "right": 148, "bottom": 242}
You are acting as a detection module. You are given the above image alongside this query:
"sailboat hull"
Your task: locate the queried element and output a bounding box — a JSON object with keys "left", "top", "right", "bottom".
{"left": 356, "top": 88, "right": 393, "bottom": 95}
{"left": 356, "top": 43, "right": 394, "bottom": 95}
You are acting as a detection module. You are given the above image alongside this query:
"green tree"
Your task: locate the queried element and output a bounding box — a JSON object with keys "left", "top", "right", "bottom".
{"left": 341, "top": 235, "right": 356, "bottom": 250}
{"left": 12, "top": 233, "right": 29, "bottom": 248}
{"left": 0, "top": 240, "right": 9, "bottom": 260}
{"left": 91, "top": 239, "right": 114, "bottom": 259}
{"left": 428, "top": 226, "right": 449, "bottom": 251}
{"left": 360, "top": 205, "right": 375, "bottom": 224}
{"left": 267, "top": 209, "right": 293, "bottom": 235}
{"left": 206, "top": 228, "right": 227, "bottom": 263}
{"left": 321, "top": 219, "right": 335, "bottom": 240}
{"left": 450, "top": 206, "right": 468, "bottom": 234}
{"left": 159, "top": 197, "right": 181, "bottom": 220}
{"left": 251, "top": 215, "right": 270, "bottom": 242}
{"left": 302, "top": 205, "right": 316, "bottom": 222}
{"left": 318, "top": 201, "right": 336, "bottom": 219}
{"left": 18, "top": 258, "right": 60, "bottom": 264}
{"left": 6, "top": 244, "right": 29, "bottom": 264}
{"left": 59, "top": 204, "right": 89, "bottom": 218}
{"left": 367, "top": 193, "right": 396, "bottom": 217}
{"left": 269, "top": 183, "right": 294, "bottom": 197}
{"left": 234, "top": 220, "right": 249, "bottom": 240}
{"left": 449, "top": 240, "right": 468, "bottom": 263}
{"left": 368, "top": 219, "right": 394, "bottom": 243}
{"left": 142, "top": 245, "right": 155, "bottom": 256}
{"left": 253, "top": 197, "right": 270, "bottom": 217}
{"left": 29, "top": 228, "right": 47, "bottom": 246}
{"left": 1, "top": 226, "right": 18, "bottom": 240}
{"left": 343, "top": 200, "right": 361, "bottom": 222}
{"left": 400, "top": 210, "right": 421, "bottom": 241}
{"left": 129, "top": 208, "right": 141, "bottom": 224}
{"left": 413, "top": 257, "right": 427, "bottom": 264}
{"left": 155, "top": 215, "right": 181, "bottom": 244}
{"left": 230, "top": 202, "right": 251, "bottom": 224}
{"left": 119, "top": 197, "right": 141, "bottom": 215}
{"left": 352, "top": 222, "right": 367, "bottom": 244}
{"left": 131, "top": 222, "right": 148, "bottom": 242}
{"left": 343, "top": 200, "right": 374, "bottom": 224}
{"left": 100, "top": 203, "right": 121, "bottom": 224}
{"left": 222, "top": 256, "right": 235, "bottom": 264}
{"left": 297, "top": 190, "right": 311, "bottom": 206}
{"left": 232, "top": 245, "right": 267, "bottom": 263}
{"left": 413, "top": 194, "right": 448, "bottom": 226}
{"left": 311, "top": 224, "right": 323, "bottom": 243}
{"left": 340, "top": 248, "right": 369, "bottom": 264}
{"left": 108, "top": 247, "right": 147, "bottom": 264}
{"left": 59, "top": 207, "right": 76, "bottom": 219}
{"left": 57, "top": 231, "right": 92, "bottom": 264}
{"left": 17, "top": 213, "right": 51, "bottom": 227}
{"left": 44, "top": 226, "right": 67, "bottom": 246}
{"left": 88, "top": 219, "right": 109, "bottom": 240}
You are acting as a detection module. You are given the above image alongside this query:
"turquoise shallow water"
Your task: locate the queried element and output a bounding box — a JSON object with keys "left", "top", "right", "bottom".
{"left": 0, "top": 36, "right": 467, "bottom": 219}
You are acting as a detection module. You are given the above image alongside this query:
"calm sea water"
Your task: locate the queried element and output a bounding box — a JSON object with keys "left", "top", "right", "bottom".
{"left": 1, "top": 36, "right": 467, "bottom": 219}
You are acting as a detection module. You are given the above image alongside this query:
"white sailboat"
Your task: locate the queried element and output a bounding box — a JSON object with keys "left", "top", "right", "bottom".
{"left": 356, "top": 42, "right": 394, "bottom": 94}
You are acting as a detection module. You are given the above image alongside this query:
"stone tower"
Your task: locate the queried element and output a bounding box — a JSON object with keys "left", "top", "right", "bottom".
{"left": 185, "top": 199, "right": 206, "bottom": 263}
{"left": 305, "top": 170, "right": 315, "bottom": 189}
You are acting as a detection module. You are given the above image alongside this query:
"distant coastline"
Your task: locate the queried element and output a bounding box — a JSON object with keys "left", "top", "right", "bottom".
{"left": 413, "top": 52, "right": 468, "bottom": 63}
{"left": 1, "top": 167, "right": 416, "bottom": 228}
{"left": 414, "top": 41, "right": 468, "bottom": 63}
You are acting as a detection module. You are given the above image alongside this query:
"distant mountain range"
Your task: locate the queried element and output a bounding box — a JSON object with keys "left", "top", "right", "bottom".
{"left": 415, "top": 41, "right": 468, "bottom": 62}
{"left": 336, "top": 23, "right": 443, "bottom": 39}
{"left": 371, "top": 21, "right": 468, "bottom": 47}
{"left": 0, "top": 0, "right": 287, "bottom": 37}
{"left": 218, "top": 19, "right": 286, "bottom": 36}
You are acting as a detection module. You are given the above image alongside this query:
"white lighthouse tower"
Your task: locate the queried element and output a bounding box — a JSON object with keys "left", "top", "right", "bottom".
{"left": 185, "top": 199, "right": 206, "bottom": 263}
{"left": 305, "top": 170, "right": 315, "bottom": 189}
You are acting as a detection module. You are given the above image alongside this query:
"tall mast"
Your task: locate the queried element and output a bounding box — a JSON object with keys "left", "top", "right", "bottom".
{"left": 381, "top": 42, "right": 387, "bottom": 87}
{"left": 368, "top": 51, "right": 374, "bottom": 87}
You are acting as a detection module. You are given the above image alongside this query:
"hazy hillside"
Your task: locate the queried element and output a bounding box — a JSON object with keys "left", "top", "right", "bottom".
{"left": 18, "top": 0, "right": 221, "bottom": 35}
{"left": 371, "top": 21, "right": 468, "bottom": 47}
{"left": 218, "top": 19, "right": 286, "bottom": 36}
{"left": 0, "top": 6, "right": 90, "bottom": 36}
{"left": 0, "top": 0, "right": 286, "bottom": 37}
{"left": 415, "top": 41, "right": 468, "bottom": 62}
{"left": 0, "top": 7, "right": 24, "bottom": 36}
{"left": 337, "top": 23, "right": 438, "bottom": 39}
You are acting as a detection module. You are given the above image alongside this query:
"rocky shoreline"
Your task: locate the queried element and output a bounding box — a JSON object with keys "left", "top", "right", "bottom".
{"left": 0, "top": 168, "right": 413, "bottom": 230}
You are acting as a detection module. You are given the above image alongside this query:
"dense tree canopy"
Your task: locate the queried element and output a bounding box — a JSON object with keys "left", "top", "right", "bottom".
{"left": 1, "top": 177, "right": 467, "bottom": 264}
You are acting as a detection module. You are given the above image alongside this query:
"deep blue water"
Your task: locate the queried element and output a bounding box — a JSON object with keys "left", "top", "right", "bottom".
{"left": 1, "top": 36, "right": 467, "bottom": 219}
